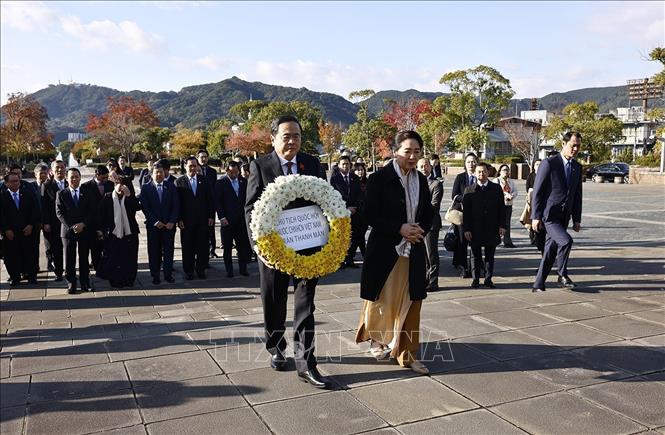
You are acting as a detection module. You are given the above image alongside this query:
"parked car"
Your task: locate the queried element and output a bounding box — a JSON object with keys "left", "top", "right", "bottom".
{"left": 585, "top": 162, "right": 630, "bottom": 183}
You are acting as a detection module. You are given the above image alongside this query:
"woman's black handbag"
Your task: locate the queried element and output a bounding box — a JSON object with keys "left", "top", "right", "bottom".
{"left": 443, "top": 225, "right": 458, "bottom": 252}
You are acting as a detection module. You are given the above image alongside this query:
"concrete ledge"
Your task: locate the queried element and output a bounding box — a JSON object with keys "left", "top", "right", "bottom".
{"left": 629, "top": 168, "right": 665, "bottom": 185}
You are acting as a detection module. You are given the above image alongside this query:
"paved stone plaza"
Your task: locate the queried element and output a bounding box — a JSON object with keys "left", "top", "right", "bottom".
{"left": 1, "top": 180, "right": 664, "bottom": 435}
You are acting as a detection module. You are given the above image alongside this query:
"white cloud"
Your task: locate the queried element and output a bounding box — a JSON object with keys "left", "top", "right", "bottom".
{"left": 141, "top": 1, "right": 203, "bottom": 11}
{"left": 173, "top": 55, "right": 227, "bottom": 70}
{"left": 587, "top": 2, "right": 665, "bottom": 46}
{"left": 60, "top": 16, "right": 164, "bottom": 53}
{"left": 0, "top": 1, "right": 58, "bottom": 32}
{"left": 241, "top": 60, "right": 443, "bottom": 99}
{"left": 2, "top": 1, "right": 165, "bottom": 54}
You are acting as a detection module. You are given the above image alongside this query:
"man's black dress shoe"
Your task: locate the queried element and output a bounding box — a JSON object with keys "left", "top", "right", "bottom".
{"left": 197, "top": 272, "right": 207, "bottom": 279}
{"left": 67, "top": 287, "right": 80, "bottom": 295}
{"left": 470, "top": 279, "right": 480, "bottom": 289}
{"left": 484, "top": 279, "right": 496, "bottom": 289}
{"left": 185, "top": 274, "right": 194, "bottom": 280}
{"left": 270, "top": 352, "right": 287, "bottom": 371}
{"left": 164, "top": 275, "right": 175, "bottom": 283}
{"left": 226, "top": 272, "right": 234, "bottom": 278}
{"left": 9, "top": 278, "right": 20, "bottom": 287}
{"left": 28, "top": 277, "right": 38, "bottom": 284}
{"left": 239, "top": 270, "right": 249, "bottom": 277}
{"left": 54, "top": 275, "right": 63, "bottom": 282}
{"left": 346, "top": 262, "right": 359, "bottom": 269}
{"left": 558, "top": 275, "right": 576, "bottom": 288}
{"left": 532, "top": 288, "right": 546, "bottom": 293}
{"left": 297, "top": 368, "right": 332, "bottom": 389}
{"left": 152, "top": 277, "right": 161, "bottom": 285}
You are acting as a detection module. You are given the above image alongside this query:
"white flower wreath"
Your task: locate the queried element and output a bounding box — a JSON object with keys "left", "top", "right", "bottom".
{"left": 250, "top": 175, "right": 352, "bottom": 279}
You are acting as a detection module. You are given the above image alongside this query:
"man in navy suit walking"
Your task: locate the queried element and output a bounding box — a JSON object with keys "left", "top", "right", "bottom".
{"left": 141, "top": 162, "right": 180, "bottom": 284}
{"left": 531, "top": 131, "right": 584, "bottom": 293}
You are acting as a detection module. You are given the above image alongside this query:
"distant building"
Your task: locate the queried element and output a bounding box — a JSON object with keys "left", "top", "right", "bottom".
{"left": 67, "top": 132, "right": 88, "bottom": 142}
{"left": 598, "top": 107, "right": 658, "bottom": 157}
{"left": 520, "top": 109, "right": 554, "bottom": 126}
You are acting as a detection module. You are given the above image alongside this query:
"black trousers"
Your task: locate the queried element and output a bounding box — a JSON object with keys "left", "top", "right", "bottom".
{"left": 90, "top": 235, "right": 104, "bottom": 270}
{"left": 208, "top": 223, "right": 217, "bottom": 254}
{"left": 424, "top": 225, "right": 441, "bottom": 287}
{"left": 63, "top": 234, "right": 90, "bottom": 287}
{"left": 220, "top": 223, "right": 250, "bottom": 274}
{"left": 452, "top": 224, "right": 470, "bottom": 272}
{"left": 3, "top": 232, "right": 38, "bottom": 280}
{"left": 146, "top": 226, "right": 176, "bottom": 278}
{"left": 258, "top": 260, "right": 318, "bottom": 373}
{"left": 534, "top": 219, "right": 573, "bottom": 289}
{"left": 180, "top": 223, "right": 209, "bottom": 275}
{"left": 347, "top": 214, "right": 367, "bottom": 263}
{"left": 471, "top": 243, "right": 496, "bottom": 280}
{"left": 46, "top": 228, "right": 64, "bottom": 277}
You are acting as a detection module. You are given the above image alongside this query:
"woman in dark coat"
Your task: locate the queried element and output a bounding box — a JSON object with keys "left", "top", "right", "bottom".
{"left": 355, "top": 130, "right": 433, "bottom": 375}
{"left": 351, "top": 162, "right": 369, "bottom": 259}
{"left": 97, "top": 171, "right": 140, "bottom": 288}
{"left": 450, "top": 153, "right": 478, "bottom": 278}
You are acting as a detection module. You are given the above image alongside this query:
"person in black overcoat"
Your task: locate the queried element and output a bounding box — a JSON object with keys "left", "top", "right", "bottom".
{"left": 417, "top": 158, "right": 443, "bottom": 292}
{"left": 462, "top": 162, "right": 506, "bottom": 289}
{"left": 356, "top": 130, "right": 433, "bottom": 375}
{"left": 97, "top": 171, "right": 140, "bottom": 288}
{"left": 449, "top": 153, "right": 478, "bottom": 278}
{"left": 329, "top": 155, "right": 362, "bottom": 268}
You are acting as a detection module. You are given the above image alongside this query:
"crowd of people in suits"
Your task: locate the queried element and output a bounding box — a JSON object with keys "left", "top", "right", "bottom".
{"left": 0, "top": 113, "right": 585, "bottom": 387}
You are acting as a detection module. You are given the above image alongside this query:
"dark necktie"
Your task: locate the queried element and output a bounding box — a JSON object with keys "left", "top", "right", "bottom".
{"left": 73, "top": 189, "right": 79, "bottom": 206}
{"left": 344, "top": 175, "right": 350, "bottom": 194}
{"left": 286, "top": 162, "right": 294, "bottom": 175}
{"left": 565, "top": 160, "right": 572, "bottom": 186}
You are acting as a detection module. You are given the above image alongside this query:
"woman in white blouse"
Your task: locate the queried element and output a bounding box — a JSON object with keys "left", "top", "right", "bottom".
{"left": 494, "top": 164, "right": 518, "bottom": 247}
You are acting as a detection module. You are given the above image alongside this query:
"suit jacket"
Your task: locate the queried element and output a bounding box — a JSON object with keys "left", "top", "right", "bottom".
{"left": 451, "top": 171, "right": 475, "bottom": 200}
{"left": 330, "top": 172, "right": 361, "bottom": 208}
{"left": 215, "top": 176, "right": 247, "bottom": 225}
{"left": 201, "top": 165, "right": 218, "bottom": 187}
{"left": 43, "top": 178, "right": 68, "bottom": 230}
{"left": 0, "top": 187, "right": 40, "bottom": 232}
{"left": 428, "top": 178, "right": 443, "bottom": 231}
{"left": 80, "top": 178, "right": 114, "bottom": 231}
{"left": 164, "top": 174, "right": 176, "bottom": 185}
{"left": 30, "top": 181, "right": 47, "bottom": 220}
{"left": 430, "top": 164, "right": 443, "bottom": 179}
{"left": 532, "top": 154, "right": 583, "bottom": 224}
{"left": 462, "top": 182, "right": 506, "bottom": 247}
{"left": 175, "top": 174, "right": 215, "bottom": 226}
{"left": 120, "top": 166, "right": 134, "bottom": 181}
{"left": 100, "top": 193, "right": 140, "bottom": 236}
{"left": 360, "top": 164, "right": 433, "bottom": 302}
{"left": 55, "top": 187, "right": 93, "bottom": 239}
{"left": 140, "top": 181, "right": 179, "bottom": 227}
{"left": 138, "top": 168, "right": 152, "bottom": 186}
{"left": 245, "top": 151, "right": 325, "bottom": 249}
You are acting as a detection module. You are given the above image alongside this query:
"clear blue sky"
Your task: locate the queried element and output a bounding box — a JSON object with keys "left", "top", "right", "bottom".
{"left": 1, "top": 1, "right": 663, "bottom": 104}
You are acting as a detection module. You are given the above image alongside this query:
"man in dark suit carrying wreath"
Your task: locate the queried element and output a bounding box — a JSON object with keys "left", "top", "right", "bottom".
{"left": 245, "top": 115, "right": 331, "bottom": 389}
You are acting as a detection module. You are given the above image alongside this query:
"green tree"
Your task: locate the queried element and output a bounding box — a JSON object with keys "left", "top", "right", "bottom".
{"left": 436, "top": 65, "right": 515, "bottom": 151}
{"left": 544, "top": 102, "right": 623, "bottom": 162}
{"left": 649, "top": 47, "right": 665, "bottom": 86}
{"left": 136, "top": 126, "right": 171, "bottom": 159}
{"left": 454, "top": 126, "right": 488, "bottom": 155}
{"left": 206, "top": 118, "right": 232, "bottom": 158}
